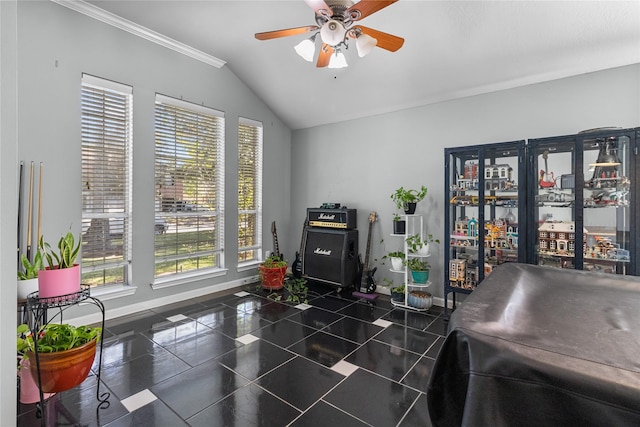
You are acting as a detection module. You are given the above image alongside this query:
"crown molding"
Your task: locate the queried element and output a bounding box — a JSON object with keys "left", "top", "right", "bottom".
{"left": 51, "top": 0, "right": 226, "bottom": 69}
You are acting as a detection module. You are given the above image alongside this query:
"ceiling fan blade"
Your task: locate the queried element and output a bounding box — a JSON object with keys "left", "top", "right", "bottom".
{"left": 354, "top": 25, "right": 404, "bottom": 52}
{"left": 304, "top": 0, "right": 333, "bottom": 16}
{"left": 255, "top": 25, "right": 318, "bottom": 41}
{"left": 316, "top": 43, "right": 334, "bottom": 67}
{"left": 346, "top": 0, "right": 398, "bottom": 21}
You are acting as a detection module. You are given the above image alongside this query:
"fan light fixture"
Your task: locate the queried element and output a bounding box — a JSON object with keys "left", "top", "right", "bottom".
{"left": 255, "top": 0, "right": 405, "bottom": 69}
{"left": 294, "top": 34, "right": 317, "bottom": 62}
{"left": 320, "top": 19, "right": 346, "bottom": 46}
{"left": 356, "top": 33, "right": 377, "bottom": 57}
{"left": 328, "top": 49, "right": 348, "bottom": 69}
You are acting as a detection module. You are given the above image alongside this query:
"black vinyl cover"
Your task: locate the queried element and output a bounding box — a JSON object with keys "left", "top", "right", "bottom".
{"left": 428, "top": 263, "right": 640, "bottom": 427}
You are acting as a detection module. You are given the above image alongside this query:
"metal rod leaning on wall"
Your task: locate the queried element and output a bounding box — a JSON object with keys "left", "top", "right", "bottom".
{"left": 26, "top": 161, "right": 34, "bottom": 262}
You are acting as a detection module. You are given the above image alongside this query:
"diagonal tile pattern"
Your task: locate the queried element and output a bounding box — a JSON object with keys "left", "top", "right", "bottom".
{"left": 17, "top": 281, "right": 447, "bottom": 426}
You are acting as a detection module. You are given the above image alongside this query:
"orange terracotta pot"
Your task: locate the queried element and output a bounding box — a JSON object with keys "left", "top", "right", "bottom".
{"left": 259, "top": 265, "right": 286, "bottom": 290}
{"left": 27, "top": 338, "right": 97, "bottom": 393}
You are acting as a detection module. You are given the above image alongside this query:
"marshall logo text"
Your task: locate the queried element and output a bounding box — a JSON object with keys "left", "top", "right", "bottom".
{"left": 314, "top": 248, "right": 332, "bottom": 256}
{"left": 318, "top": 213, "right": 336, "bottom": 220}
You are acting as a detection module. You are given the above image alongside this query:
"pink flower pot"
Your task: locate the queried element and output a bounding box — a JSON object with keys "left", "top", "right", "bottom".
{"left": 37, "top": 264, "right": 81, "bottom": 298}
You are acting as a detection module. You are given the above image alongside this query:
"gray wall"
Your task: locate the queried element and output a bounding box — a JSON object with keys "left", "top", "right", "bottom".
{"left": 16, "top": 0, "right": 292, "bottom": 310}
{"left": 2, "top": 2, "right": 291, "bottom": 419}
{"left": 291, "top": 64, "right": 640, "bottom": 302}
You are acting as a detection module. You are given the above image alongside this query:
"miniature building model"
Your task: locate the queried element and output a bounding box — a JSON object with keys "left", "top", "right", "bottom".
{"left": 538, "top": 221, "right": 588, "bottom": 255}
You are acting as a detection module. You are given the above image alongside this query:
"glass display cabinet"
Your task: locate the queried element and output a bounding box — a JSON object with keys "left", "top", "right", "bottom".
{"left": 444, "top": 141, "right": 527, "bottom": 314}
{"left": 527, "top": 128, "right": 639, "bottom": 275}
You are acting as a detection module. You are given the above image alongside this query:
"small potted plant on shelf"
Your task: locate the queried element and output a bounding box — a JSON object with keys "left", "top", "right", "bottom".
{"left": 405, "top": 258, "right": 430, "bottom": 284}
{"left": 383, "top": 250, "right": 405, "bottom": 271}
{"left": 259, "top": 254, "right": 288, "bottom": 290}
{"left": 17, "top": 250, "right": 44, "bottom": 301}
{"left": 391, "top": 185, "right": 428, "bottom": 214}
{"left": 17, "top": 323, "right": 101, "bottom": 393}
{"left": 38, "top": 231, "right": 82, "bottom": 298}
{"left": 392, "top": 213, "right": 406, "bottom": 235}
{"left": 391, "top": 284, "right": 405, "bottom": 302}
{"left": 406, "top": 233, "right": 440, "bottom": 256}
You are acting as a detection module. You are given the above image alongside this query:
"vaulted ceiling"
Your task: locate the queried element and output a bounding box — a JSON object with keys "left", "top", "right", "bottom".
{"left": 86, "top": 1, "right": 640, "bottom": 130}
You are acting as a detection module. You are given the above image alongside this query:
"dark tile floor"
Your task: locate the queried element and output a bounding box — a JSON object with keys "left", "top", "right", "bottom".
{"left": 18, "top": 281, "right": 448, "bottom": 426}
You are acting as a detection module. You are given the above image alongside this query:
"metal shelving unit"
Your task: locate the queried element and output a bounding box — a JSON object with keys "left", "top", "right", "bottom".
{"left": 390, "top": 214, "right": 435, "bottom": 312}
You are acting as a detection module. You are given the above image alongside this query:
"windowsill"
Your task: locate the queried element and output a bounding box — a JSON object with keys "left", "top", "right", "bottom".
{"left": 89, "top": 284, "right": 137, "bottom": 301}
{"left": 151, "top": 268, "right": 228, "bottom": 290}
{"left": 237, "top": 260, "right": 260, "bottom": 273}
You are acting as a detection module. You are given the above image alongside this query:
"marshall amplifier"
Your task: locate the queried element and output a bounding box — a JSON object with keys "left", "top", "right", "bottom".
{"left": 302, "top": 227, "right": 358, "bottom": 288}
{"left": 307, "top": 208, "right": 357, "bottom": 230}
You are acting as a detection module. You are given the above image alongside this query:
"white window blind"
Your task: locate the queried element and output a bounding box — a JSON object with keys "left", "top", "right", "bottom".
{"left": 81, "top": 74, "right": 133, "bottom": 287}
{"left": 238, "top": 118, "right": 263, "bottom": 263}
{"left": 154, "top": 94, "right": 225, "bottom": 278}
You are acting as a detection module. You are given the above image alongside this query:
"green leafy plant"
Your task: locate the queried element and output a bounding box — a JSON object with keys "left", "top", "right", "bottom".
{"left": 17, "top": 251, "right": 44, "bottom": 280}
{"left": 405, "top": 233, "right": 440, "bottom": 254}
{"left": 391, "top": 186, "right": 428, "bottom": 211}
{"left": 263, "top": 275, "right": 309, "bottom": 304}
{"left": 392, "top": 213, "right": 402, "bottom": 222}
{"left": 17, "top": 323, "right": 102, "bottom": 360}
{"left": 387, "top": 250, "right": 405, "bottom": 259}
{"left": 405, "top": 258, "right": 430, "bottom": 271}
{"left": 381, "top": 278, "right": 394, "bottom": 288}
{"left": 39, "top": 231, "right": 81, "bottom": 269}
{"left": 391, "top": 284, "right": 405, "bottom": 294}
{"left": 260, "top": 254, "right": 287, "bottom": 268}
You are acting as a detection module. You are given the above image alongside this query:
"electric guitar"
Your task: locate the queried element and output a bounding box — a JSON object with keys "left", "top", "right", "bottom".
{"left": 359, "top": 211, "right": 378, "bottom": 294}
{"left": 271, "top": 221, "right": 283, "bottom": 260}
{"left": 291, "top": 219, "right": 307, "bottom": 278}
{"left": 539, "top": 150, "right": 556, "bottom": 188}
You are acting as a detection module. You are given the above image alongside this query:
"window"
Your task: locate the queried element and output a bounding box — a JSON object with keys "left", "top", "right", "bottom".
{"left": 237, "top": 118, "right": 263, "bottom": 264}
{"left": 154, "top": 94, "right": 225, "bottom": 279}
{"left": 80, "top": 74, "right": 133, "bottom": 287}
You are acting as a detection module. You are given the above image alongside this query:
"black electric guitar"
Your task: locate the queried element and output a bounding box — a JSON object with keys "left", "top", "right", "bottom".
{"left": 291, "top": 219, "right": 307, "bottom": 278}
{"left": 271, "top": 221, "right": 283, "bottom": 260}
{"left": 359, "top": 212, "right": 378, "bottom": 294}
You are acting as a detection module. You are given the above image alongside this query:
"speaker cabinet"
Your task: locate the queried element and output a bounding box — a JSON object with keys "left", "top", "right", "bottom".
{"left": 302, "top": 227, "right": 359, "bottom": 288}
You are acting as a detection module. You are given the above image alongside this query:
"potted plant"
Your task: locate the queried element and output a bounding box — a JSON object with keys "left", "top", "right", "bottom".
{"left": 391, "top": 185, "right": 428, "bottom": 214}
{"left": 406, "top": 233, "right": 440, "bottom": 256}
{"left": 392, "top": 213, "right": 406, "bottom": 235}
{"left": 405, "top": 258, "right": 430, "bottom": 284}
{"left": 38, "top": 231, "right": 82, "bottom": 298}
{"left": 259, "top": 254, "right": 288, "bottom": 290}
{"left": 17, "top": 251, "right": 44, "bottom": 301}
{"left": 17, "top": 323, "right": 101, "bottom": 393}
{"left": 384, "top": 250, "right": 406, "bottom": 271}
{"left": 391, "top": 284, "right": 405, "bottom": 302}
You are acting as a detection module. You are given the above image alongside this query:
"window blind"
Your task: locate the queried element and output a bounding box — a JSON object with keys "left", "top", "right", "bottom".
{"left": 154, "top": 94, "right": 225, "bottom": 278}
{"left": 238, "top": 118, "right": 263, "bottom": 262}
{"left": 80, "top": 74, "right": 133, "bottom": 287}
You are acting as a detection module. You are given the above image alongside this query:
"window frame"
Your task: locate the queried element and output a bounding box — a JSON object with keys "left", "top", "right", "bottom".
{"left": 237, "top": 117, "right": 263, "bottom": 267}
{"left": 152, "top": 94, "right": 226, "bottom": 285}
{"left": 80, "top": 74, "right": 133, "bottom": 289}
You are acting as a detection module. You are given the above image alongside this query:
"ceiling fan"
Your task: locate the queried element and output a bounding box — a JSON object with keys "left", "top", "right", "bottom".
{"left": 255, "top": 0, "right": 404, "bottom": 69}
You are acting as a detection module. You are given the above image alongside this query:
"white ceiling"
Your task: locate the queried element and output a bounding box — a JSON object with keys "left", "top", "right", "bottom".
{"left": 85, "top": 0, "right": 640, "bottom": 130}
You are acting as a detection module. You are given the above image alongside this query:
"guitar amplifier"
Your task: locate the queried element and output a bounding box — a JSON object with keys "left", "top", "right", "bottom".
{"left": 307, "top": 208, "right": 357, "bottom": 230}
{"left": 302, "top": 227, "right": 358, "bottom": 288}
